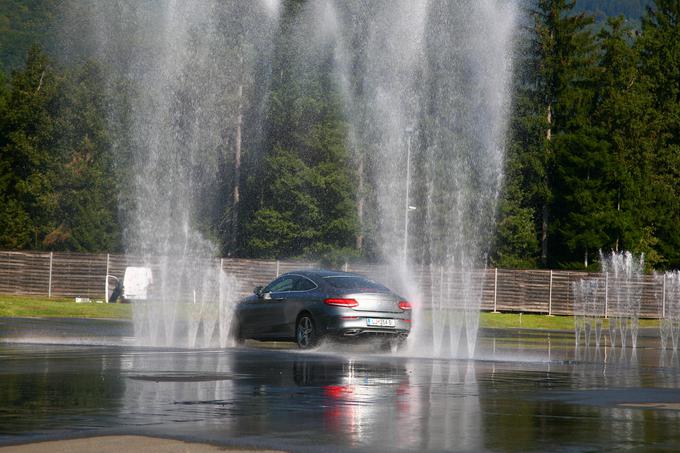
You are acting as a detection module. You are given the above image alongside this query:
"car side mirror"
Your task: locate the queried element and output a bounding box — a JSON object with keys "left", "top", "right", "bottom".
{"left": 254, "top": 286, "right": 263, "bottom": 297}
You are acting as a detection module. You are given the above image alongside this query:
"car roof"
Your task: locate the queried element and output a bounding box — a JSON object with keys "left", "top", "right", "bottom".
{"left": 278, "top": 269, "right": 394, "bottom": 294}
{"left": 281, "top": 269, "right": 363, "bottom": 279}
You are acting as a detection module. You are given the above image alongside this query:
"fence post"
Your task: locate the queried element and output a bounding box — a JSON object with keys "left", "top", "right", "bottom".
{"left": 343, "top": 262, "right": 348, "bottom": 272}
{"left": 2, "top": 253, "right": 6, "bottom": 293}
{"left": 47, "top": 252, "right": 53, "bottom": 299}
{"left": 7, "top": 253, "right": 12, "bottom": 294}
{"left": 662, "top": 273, "right": 666, "bottom": 319}
{"left": 493, "top": 268, "right": 499, "bottom": 313}
{"left": 104, "top": 253, "right": 110, "bottom": 302}
{"left": 276, "top": 260, "right": 280, "bottom": 277}
{"left": 604, "top": 272, "right": 609, "bottom": 319}
{"left": 440, "top": 266, "right": 444, "bottom": 310}
{"left": 548, "top": 270, "right": 553, "bottom": 316}
{"left": 220, "top": 258, "right": 224, "bottom": 273}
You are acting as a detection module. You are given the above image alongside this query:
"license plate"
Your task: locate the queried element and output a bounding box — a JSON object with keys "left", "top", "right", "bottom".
{"left": 366, "top": 318, "right": 396, "bottom": 327}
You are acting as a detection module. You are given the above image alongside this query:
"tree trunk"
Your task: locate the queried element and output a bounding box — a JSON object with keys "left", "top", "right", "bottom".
{"left": 356, "top": 155, "right": 365, "bottom": 251}
{"left": 541, "top": 204, "right": 549, "bottom": 266}
{"left": 542, "top": 102, "right": 552, "bottom": 267}
{"left": 615, "top": 185, "right": 621, "bottom": 252}
{"left": 230, "top": 54, "right": 244, "bottom": 256}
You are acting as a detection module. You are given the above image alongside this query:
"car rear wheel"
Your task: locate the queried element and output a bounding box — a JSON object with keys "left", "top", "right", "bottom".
{"left": 380, "top": 336, "right": 407, "bottom": 353}
{"left": 296, "top": 315, "right": 317, "bottom": 349}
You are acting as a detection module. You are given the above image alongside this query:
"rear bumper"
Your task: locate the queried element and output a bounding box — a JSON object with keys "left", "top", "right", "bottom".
{"left": 336, "top": 329, "right": 410, "bottom": 340}
{"left": 323, "top": 315, "right": 411, "bottom": 338}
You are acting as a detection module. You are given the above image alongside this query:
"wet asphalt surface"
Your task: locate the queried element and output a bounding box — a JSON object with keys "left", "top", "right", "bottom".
{"left": 2, "top": 319, "right": 680, "bottom": 452}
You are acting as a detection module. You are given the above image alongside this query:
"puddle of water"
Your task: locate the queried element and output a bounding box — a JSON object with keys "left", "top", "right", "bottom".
{"left": 2, "top": 322, "right": 680, "bottom": 451}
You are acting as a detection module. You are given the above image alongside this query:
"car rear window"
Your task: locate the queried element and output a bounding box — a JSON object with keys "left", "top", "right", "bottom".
{"left": 323, "top": 276, "right": 388, "bottom": 292}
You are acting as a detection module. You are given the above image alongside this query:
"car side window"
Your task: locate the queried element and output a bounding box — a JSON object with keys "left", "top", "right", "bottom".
{"left": 265, "top": 277, "right": 295, "bottom": 293}
{"left": 294, "top": 277, "right": 316, "bottom": 291}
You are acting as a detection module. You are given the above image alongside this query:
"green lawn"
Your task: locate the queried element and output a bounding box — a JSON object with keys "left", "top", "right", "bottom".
{"left": 0, "top": 294, "right": 132, "bottom": 319}
{"left": 0, "top": 294, "right": 662, "bottom": 330}
{"left": 479, "top": 311, "right": 659, "bottom": 330}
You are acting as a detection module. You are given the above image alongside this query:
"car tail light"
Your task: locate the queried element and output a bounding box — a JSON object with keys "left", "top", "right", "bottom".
{"left": 324, "top": 385, "right": 353, "bottom": 399}
{"left": 398, "top": 300, "right": 412, "bottom": 310}
{"left": 324, "top": 298, "right": 359, "bottom": 308}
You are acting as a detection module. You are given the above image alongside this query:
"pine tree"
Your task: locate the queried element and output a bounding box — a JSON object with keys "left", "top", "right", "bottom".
{"left": 498, "top": 1, "right": 598, "bottom": 268}
{"left": 47, "top": 61, "right": 121, "bottom": 252}
{"left": 0, "top": 0, "right": 58, "bottom": 72}
{"left": 593, "top": 17, "right": 658, "bottom": 265}
{"left": 0, "top": 47, "right": 121, "bottom": 251}
{"left": 541, "top": 0, "right": 604, "bottom": 269}
{"left": 0, "top": 47, "right": 56, "bottom": 249}
{"left": 493, "top": 20, "right": 544, "bottom": 268}
{"left": 242, "top": 1, "right": 358, "bottom": 261}
{"left": 637, "top": 0, "right": 680, "bottom": 268}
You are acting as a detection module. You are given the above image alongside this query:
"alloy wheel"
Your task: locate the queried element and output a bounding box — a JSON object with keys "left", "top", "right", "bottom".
{"left": 296, "top": 316, "right": 315, "bottom": 349}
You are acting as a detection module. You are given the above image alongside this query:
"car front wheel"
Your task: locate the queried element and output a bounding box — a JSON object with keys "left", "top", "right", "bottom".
{"left": 230, "top": 317, "right": 244, "bottom": 346}
{"left": 296, "top": 315, "right": 317, "bottom": 349}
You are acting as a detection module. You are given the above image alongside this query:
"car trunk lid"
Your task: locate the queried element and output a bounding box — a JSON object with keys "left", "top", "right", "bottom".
{"left": 340, "top": 292, "right": 401, "bottom": 313}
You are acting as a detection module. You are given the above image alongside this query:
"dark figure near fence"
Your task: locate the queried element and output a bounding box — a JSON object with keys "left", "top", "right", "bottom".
{"left": 108, "top": 280, "right": 122, "bottom": 303}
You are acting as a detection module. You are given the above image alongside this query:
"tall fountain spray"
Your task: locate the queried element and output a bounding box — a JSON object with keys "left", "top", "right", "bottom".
{"left": 333, "top": 0, "right": 518, "bottom": 357}
{"left": 659, "top": 270, "right": 680, "bottom": 351}
{"left": 62, "top": 0, "right": 281, "bottom": 347}
{"left": 62, "top": 0, "right": 517, "bottom": 353}
{"left": 574, "top": 251, "right": 645, "bottom": 349}
{"left": 601, "top": 251, "right": 644, "bottom": 349}
{"left": 573, "top": 278, "right": 604, "bottom": 348}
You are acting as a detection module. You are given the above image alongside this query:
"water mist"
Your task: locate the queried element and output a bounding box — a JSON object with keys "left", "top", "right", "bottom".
{"left": 61, "top": 0, "right": 281, "bottom": 347}
{"left": 62, "top": 0, "right": 518, "bottom": 354}
{"left": 333, "top": 0, "right": 518, "bottom": 358}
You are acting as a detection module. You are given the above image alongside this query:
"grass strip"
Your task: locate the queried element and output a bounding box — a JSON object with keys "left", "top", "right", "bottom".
{"left": 479, "top": 311, "right": 659, "bottom": 330}
{"left": 0, "top": 294, "right": 662, "bottom": 330}
{"left": 0, "top": 295, "right": 132, "bottom": 319}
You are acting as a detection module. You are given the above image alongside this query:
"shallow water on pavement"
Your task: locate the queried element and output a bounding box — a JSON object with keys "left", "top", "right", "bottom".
{"left": 1, "top": 320, "right": 680, "bottom": 452}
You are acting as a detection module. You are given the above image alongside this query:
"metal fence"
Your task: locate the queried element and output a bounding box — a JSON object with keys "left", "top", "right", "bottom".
{"left": 0, "top": 250, "right": 667, "bottom": 317}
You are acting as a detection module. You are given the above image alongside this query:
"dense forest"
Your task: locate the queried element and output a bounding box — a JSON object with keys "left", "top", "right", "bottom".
{"left": 496, "top": 0, "right": 680, "bottom": 270}
{"left": 574, "top": 0, "right": 653, "bottom": 22}
{"left": 1, "top": 0, "right": 679, "bottom": 270}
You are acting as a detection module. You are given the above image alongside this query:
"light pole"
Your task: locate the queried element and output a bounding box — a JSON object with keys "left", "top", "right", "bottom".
{"left": 403, "top": 127, "right": 414, "bottom": 266}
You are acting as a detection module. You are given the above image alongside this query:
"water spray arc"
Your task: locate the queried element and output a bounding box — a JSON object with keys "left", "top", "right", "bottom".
{"left": 574, "top": 251, "right": 644, "bottom": 349}
{"left": 603, "top": 251, "right": 644, "bottom": 349}
{"left": 334, "top": 1, "right": 518, "bottom": 358}
{"left": 269, "top": 0, "right": 517, "bottom": 358}
{"left": 68, "top": 0, "right": 282, "bottom": 347}
{"left": 573, "top": 278, "right": 603, "bottom": 348}
{"left": 659, "top": 271, "right": 680, "bottom": 351}
{"left": 68, "top": 0, "right": 517, "bottom": 352}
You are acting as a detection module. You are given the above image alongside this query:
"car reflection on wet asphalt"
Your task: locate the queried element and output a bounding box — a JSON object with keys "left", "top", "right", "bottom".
{"left": 2, "top": 321, "right": 680, "bottom": 451}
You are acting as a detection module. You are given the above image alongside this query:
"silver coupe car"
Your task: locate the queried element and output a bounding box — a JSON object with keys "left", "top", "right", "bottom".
{"left": 231, "top": 270, "right": 412, "bottom": 349}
